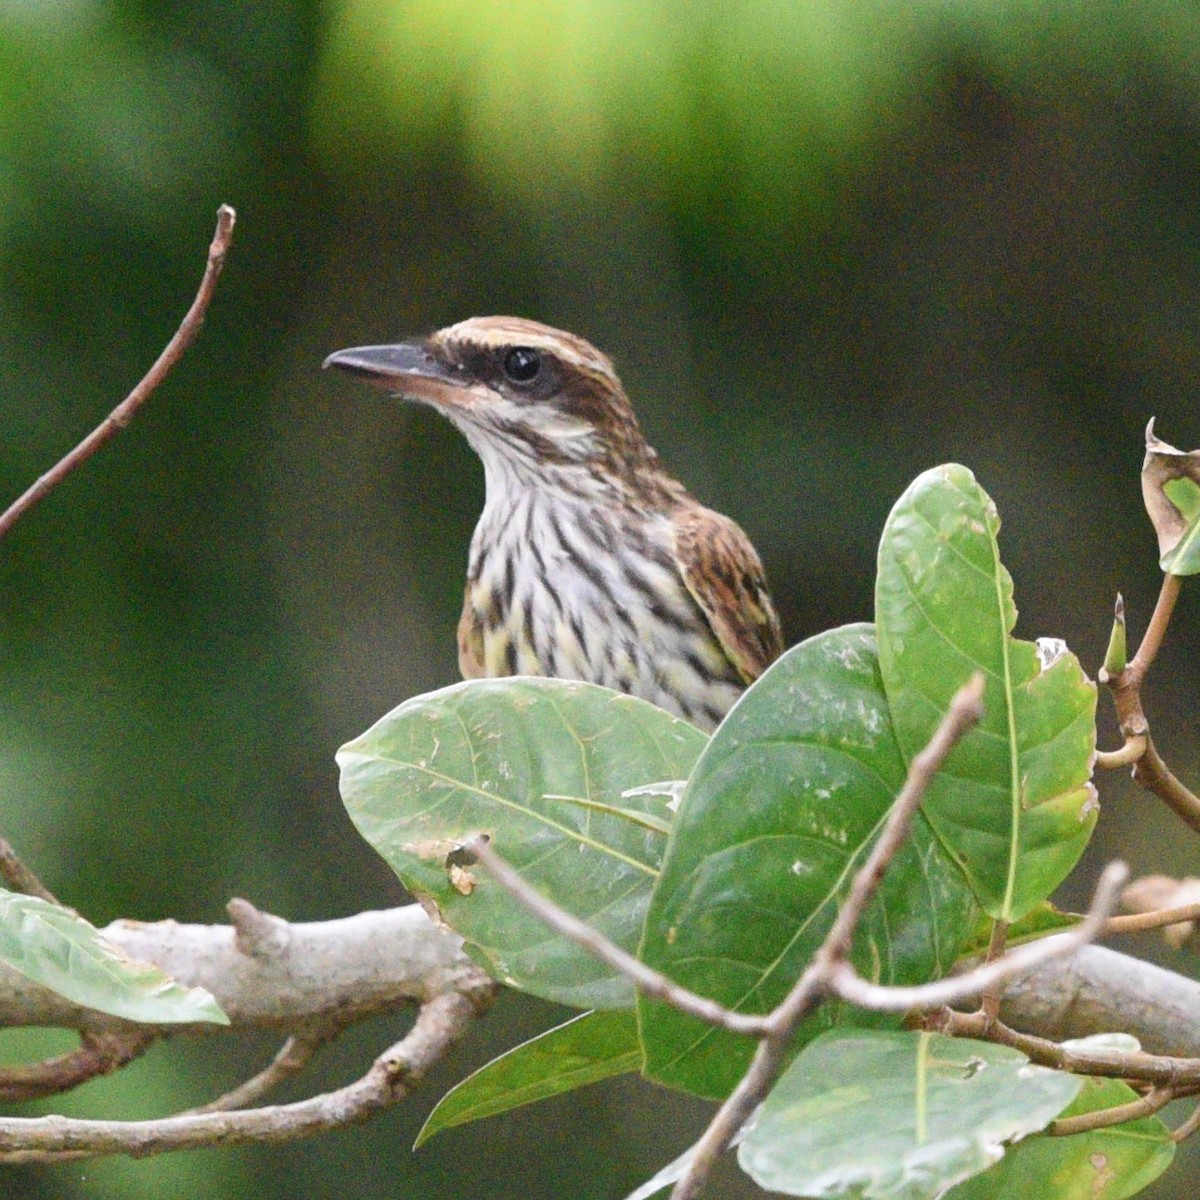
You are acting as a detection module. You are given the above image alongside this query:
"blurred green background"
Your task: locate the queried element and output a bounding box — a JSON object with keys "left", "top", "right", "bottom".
{"left": 3, "top": 0, "right": 1200, "bottom": 1196}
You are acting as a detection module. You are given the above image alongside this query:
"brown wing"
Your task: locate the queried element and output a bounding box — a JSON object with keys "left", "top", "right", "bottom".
{"left": 672, "top": 503, "right": 784, "bottom": 684}
{"left": 457, "top": 582, "right": 486, "bottom": 679}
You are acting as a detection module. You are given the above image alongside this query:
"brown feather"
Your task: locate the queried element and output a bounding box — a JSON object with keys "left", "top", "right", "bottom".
{"left": 672, "top": 503, "right": 784, "bottom": 684}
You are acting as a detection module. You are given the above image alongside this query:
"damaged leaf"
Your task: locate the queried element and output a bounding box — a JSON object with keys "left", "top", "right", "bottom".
{"left": 875, "top": 464, "right": 1098, "bottom": 921}
{"left": 338, "top": 677, "right": 704, "bottom": 1009}
{"left": 738, "top": 1029, "right": 1081, "bottom": 1200}
{"left": 944, "top": 1073, "right": 1174, "bottom": 1200}
{"left": 1141, "top": 419, "right": 1200, "bottom": 575}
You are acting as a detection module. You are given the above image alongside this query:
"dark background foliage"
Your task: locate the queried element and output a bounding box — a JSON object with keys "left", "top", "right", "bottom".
{"left": 3, "top": 2, "right": 1200, "bottom": 1196}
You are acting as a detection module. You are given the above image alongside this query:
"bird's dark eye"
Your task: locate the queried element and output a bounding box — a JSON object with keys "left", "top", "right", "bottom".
{"left": 503, "top": 346, "right": 541, "bottom": 384}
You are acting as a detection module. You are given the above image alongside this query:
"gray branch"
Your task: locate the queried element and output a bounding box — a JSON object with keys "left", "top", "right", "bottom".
{"left": 1000, "top": 941, "right": 1200, "bottom": 1056}
{"left": 0, "top": 902, "right": 486, "bottom": 1035}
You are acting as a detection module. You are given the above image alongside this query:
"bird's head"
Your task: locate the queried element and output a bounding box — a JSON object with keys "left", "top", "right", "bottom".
{"left": 324, "top": 317, "right": 657, "bottom": 486}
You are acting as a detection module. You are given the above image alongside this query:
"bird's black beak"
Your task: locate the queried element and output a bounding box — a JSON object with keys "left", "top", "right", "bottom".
{"left": 326, "top": 340, "right": 480, "bottom": 410}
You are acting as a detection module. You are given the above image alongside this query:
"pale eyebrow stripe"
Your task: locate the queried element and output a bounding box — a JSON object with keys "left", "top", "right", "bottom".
{"left": 435, "top": 319, "right": 617, "bottom": 380}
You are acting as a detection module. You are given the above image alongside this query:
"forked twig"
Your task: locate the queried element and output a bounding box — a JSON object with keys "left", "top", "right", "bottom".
{"left": 475, "top": 678, "right": 985, "bottom": 1200}
{"left": 1048, "top": 1085, "right": 1174, "bottom": 1137}
{"left": 828, "top": 862, "right": 1126, "bottom": 1012}
{"left": 1099, "top": 574, "right": 1200, "bottom": 832}
{"left": 0, "top": 1031, "right": 156, "bottom": 1103}
{"left": 180, "top": 1033, "right": 330, "bottom": 1115}
{"left": 670, "top": 678, "right": 988, "bottom": 1200}
{"left": 475, "top": 674, "right": 1139, "bottom": 1199}
{"left": 467, "top": 839, "right": 770, "bottom": 1037}
{"left": 0, "top": 205, "right": 236, "bottom": 542}
{"left": 0, "top": 991, "right": 486, "bottom": 1162}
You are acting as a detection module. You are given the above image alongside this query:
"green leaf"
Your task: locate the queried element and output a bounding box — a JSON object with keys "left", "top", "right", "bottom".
{"left": 943, "top": 1074, "right": 1174, "bottom": 1200}
{"left": 0, "top": 889, "right": 227, "bottom": 1024}
{"left": 738, "top": 1029, "right": 1082, "bottom": 1200}
{"left": 638, "top": 625, "right": 976, "bottom": 1098}
{"left": 337, "top": 677, "right": 706, "bottom": 1009}
{"left": 875, "top": 464, "right": 1097, "bottom": 921}
{"left": 416, "top": 1009, "right": 640, "bottom": 1147}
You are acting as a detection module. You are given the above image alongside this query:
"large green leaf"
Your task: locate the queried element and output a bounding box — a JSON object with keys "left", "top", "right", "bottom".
{"left": 337, "top": 677, "right": 706, "bottom": 1008}
{"left": 738, "top": 1029, "right": 1081, "bottom": 1199}
{"left": 638, "top": 625, "right": 977, "bottom": 1098}
{"left": 944, "top": 1072, "right": 1174, "bottom": 1200}
{"left": 416, "top": 1009, "right": 640, "bottom": 1147}
{"left": 0, "top": 889, "right": 227, "bottom": 1024}
{"left": 875, "top": 464, "right": 1097, "bottom": 920}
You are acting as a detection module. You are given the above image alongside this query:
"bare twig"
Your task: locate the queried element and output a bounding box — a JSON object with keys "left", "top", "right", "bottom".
{"left": 0, "top": 1031, "right": 156, "bottom": 1103}
{"left": 1094, "top": 735, "right": 1147, "bottom": 770}
{"left": 829, "top": 863, "right": 1126, "bottom": 1012}
{"left": 1171, "top": 1099, "right": 1200, "bottom": 1143}
{"left": 669, "top": 676, "right": 986, "bottom": 1200}
{"left": 0, "top": 205, "right": 236, "bottom": 543}
{"left": 0, "top": 991, "right": 486, "bottom": 1163}
{"left": 1048, "top": 1085, "right": 1174, "bottom": 1136}
{"left": 1126, "top": 573, "right": 1182, "bottom": 686}
{"left": 1132, "top": 737, "right": 1200, "bottom": 836}
{"left": 1107, "top": 901, "right": 1200, "bottom": 936}
{"left": 467, "top": 839, "right": 769, "bottom": 1037}
{"left": 673, "top": 1035, "right": 791, "bottom": 1200}
{"left": 1117, "top": 875, "right": 1200, "bottom": 947}
{"left": 931, "top": 1008, "right": 1200, "bottom": 1087}
{"left": 0, "top": 837, "right": 59, "bottom": 904}
{"left": 182, "top": 1033, "right": 330, "bottom": 1115}
{"left": 820, "top": 674, "right": 986, "bottom": 966}
{"left": 1099, "top": 574, "right": 1200, "bottom": 832}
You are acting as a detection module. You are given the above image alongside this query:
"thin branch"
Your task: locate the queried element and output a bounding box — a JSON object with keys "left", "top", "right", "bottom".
{"left": 182, "top": 1033, "right": 330, "bottom": 1115}
{"left": 467, "top": 838, "right": 769, "bottom": 1037}
{"left": 1107, "top": 902, "right": 1200, "bottom": 935}
{"left": 818, "top": 674, "right": 986, "bottom": 967}
{"left": 1094, "top": 735, "right": 1147, "bottom": 770}
{"left": 0, "top": 1031, "right": 156, "bottom": 1103}
{"left": 0, "top": 991, "right": 484, "bottom": 1163}
{"left": 672, "top": 1033, "right": 792, "bottom": 1200}
{"left": 1126, "top": 573, "right": 1182, "bottom": 685}
{"left": 1048, "top": 1086, "right": 1175, "bottom": 1137}
{"left": 670, "top": 677, "right": 986, "bottom": 1200}
{"left": 0, "top": 838, "right": 59, "bottom": 904}
{"left": 1171, "top": 1099, "right": 1200, "bottom": 1143}
{"left": 829, "top": 862, "right": 1127, "bottom": 1012}
{"left": 932, "top": 1008, "right": 1200, "bottom": 1087}
{"left": 0, "top": 205, "right": 236, "bottom": 543}
{"left": 1099, "top": 573, "right": 1200, "bottom": 833}
{"left": 1131, "top": 736, "right": 1200, "bottom": 836}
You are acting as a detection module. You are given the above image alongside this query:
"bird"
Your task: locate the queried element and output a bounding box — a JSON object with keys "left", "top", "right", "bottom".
{"left": 324, "top": 317, "right": 783, "bottom": 732}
